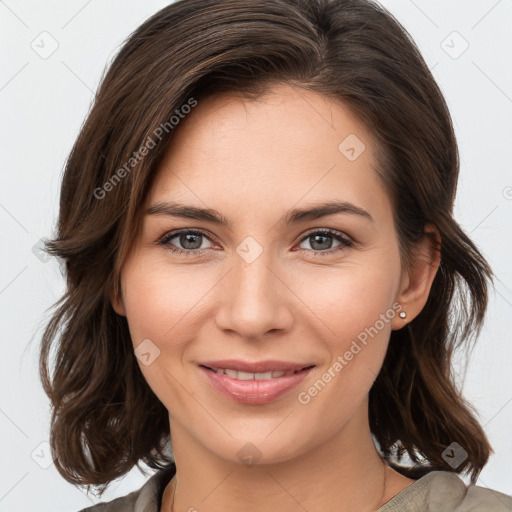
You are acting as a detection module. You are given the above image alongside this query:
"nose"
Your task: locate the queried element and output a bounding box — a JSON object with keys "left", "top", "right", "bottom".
{"left": 214, "top": 247, "right": 294, "bottom": 340}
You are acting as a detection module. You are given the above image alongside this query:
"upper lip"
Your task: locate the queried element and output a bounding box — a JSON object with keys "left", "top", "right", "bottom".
{"left": 200, "top": 359, "right": 315, "bottom": 373}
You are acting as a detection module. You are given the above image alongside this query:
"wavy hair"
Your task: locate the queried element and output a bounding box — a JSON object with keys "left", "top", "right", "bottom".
{"left": 40, "top": 0, "right": 493, "bottom": 494}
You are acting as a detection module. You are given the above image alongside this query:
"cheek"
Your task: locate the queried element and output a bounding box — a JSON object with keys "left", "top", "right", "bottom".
{"left": 121, "top": 257, "right": 214, "bottom": 344}
{"left": 293, "top": 257, "right": 400, "bottom": 339}
{"left": 120, "top": 259, "right": 212, "bottom": 409}
{"left": 120, "top": 254, "right": 234, "bottom": 387}
{"left": 291, "top": 260, "right": 399, "bottom": 402}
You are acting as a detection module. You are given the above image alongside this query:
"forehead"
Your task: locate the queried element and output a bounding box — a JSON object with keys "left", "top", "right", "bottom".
{"left": 148, "top": 84, "right": 391, "bottom": 225}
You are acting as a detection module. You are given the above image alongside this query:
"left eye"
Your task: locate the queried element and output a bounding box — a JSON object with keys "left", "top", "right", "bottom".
{"left": 297, "top": 229, "right": 353, "bottom": 253}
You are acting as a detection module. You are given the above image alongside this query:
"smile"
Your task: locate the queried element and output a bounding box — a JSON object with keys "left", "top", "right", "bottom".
{"left": 205, "top": 367, "right": 303, "bottom": 380}
{"left": 199, "top": 364, "right": 316, "bottom": 405}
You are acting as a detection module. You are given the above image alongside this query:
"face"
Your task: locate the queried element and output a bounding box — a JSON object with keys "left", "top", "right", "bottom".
{"left": 114, "top": 83, "right": 410, "bottom": 466}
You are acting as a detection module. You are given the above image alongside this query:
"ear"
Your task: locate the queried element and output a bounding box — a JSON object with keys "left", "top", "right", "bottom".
{"left": 110, "top": 280, "right": 127, "bottom": 317}
{"left": 392, "top": 223, "right": 441, "bottom": 330}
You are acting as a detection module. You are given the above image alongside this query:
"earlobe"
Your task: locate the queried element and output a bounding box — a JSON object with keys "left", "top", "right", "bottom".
{"left": 392, "top": 224, "right": 441, "bottom": 330}
{"left": 110, "top": 282, "right": 127, "bottom": 317}
{"left": 111, "top": 298, "right": 126, "bottom": 316}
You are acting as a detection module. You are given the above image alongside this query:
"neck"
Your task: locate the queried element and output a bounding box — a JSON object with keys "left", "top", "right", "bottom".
{"left": 163, "top": 406, "right": 396, "bottom": 512}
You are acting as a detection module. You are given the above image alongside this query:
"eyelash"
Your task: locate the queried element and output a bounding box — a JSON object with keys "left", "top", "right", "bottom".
{"left": 157, "top": 228, "right": 354, "bottom": 258}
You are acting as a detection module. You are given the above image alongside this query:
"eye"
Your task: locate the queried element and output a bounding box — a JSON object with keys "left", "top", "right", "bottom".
{"left": 157, "top": 227, "right": 354, "bottom": 258}
{"left": 295, "top": 229, "right": 354, "bottom": 256}
{"left": 157, "top": 228, "right": 215, "bottom": 257}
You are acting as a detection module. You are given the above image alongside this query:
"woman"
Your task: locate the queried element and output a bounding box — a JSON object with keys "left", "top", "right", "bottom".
{"left": 40, "top": 0, "right": 512, "bottom": 510}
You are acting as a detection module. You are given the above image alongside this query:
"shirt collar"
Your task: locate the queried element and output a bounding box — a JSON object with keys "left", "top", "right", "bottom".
{"left": 134, "top": 463, "right": 176, "bottom": 512}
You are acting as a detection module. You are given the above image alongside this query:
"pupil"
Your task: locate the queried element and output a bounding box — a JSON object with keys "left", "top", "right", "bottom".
{"left": 181, "top": 233, "right": 201, "bottom": 249}
{"left": 311, "top": 234, "right": 332, "bottom": 250}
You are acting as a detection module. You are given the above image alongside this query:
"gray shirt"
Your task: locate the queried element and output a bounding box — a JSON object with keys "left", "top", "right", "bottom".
{"left": 77, "top": 463, "right": 512, "bottom": 511}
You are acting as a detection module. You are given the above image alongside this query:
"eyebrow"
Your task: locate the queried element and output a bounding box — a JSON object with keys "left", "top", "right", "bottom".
{"left": 146, "top": 200, "right": 374, "bottom": 227}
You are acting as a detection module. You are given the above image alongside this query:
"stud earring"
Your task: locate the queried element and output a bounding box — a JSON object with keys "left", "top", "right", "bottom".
{"left": 399, "top": 311, "right": 407, "bottom": 319}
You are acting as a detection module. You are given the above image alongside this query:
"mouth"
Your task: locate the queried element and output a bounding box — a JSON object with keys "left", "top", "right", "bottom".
{"left": 200, "top": 365, "right": 315, "bottom": 381}
{"left": 198, "top": 360, "right": 316, "bottom": 405}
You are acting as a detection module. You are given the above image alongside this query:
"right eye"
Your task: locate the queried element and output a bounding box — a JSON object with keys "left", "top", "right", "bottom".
{"left": 158, "top": 228, "right": 216, "bottom": 257}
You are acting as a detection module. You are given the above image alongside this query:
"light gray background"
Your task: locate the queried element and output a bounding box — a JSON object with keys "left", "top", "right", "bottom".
{"left": 1, "top": 1, "right": 511, "bottom": 510}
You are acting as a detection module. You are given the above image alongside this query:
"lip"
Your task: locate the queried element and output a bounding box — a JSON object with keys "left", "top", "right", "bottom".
{"left": 199, "top": 359, "right": 313, "bottom": 373}
{"left": 199, "top": 362, "right": 316, "bottom": 405}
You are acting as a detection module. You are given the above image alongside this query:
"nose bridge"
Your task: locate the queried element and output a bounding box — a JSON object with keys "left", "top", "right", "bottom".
{"left": 215, "top": 240, "right": 292, "bottom": 337}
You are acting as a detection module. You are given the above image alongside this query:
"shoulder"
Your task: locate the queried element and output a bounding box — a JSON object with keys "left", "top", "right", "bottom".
{"left": 74, "top": 464, "right": 176, "bottom": 512}
{"left": 76, "top": 489, "right": 139, "bottom": 512}
{"left": 456, "top": 479, "right": 512, "bottom": 511}
{"left": 423, "top": 471, "right": 512, "bottom": 511}
{"left": 381, "top": 470, "right": 512, "bottom": 512}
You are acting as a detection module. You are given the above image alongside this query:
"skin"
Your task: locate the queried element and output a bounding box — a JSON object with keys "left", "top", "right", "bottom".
{"left": 113, "top": 83, "right": 441, "bottom": 512}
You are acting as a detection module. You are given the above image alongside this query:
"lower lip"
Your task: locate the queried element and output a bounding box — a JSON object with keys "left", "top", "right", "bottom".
{"left": 199, "top": 366, "right": 315, "bottom": 405}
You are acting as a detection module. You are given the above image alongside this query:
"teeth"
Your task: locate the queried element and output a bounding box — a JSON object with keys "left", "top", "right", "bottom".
{"left": 211, "top": 368, "right": 298, "bottom": 380}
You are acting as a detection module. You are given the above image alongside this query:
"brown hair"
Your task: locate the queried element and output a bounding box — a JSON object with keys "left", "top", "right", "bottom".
{"left": 40, "top": 0, "right": 494, "bottom": 494}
